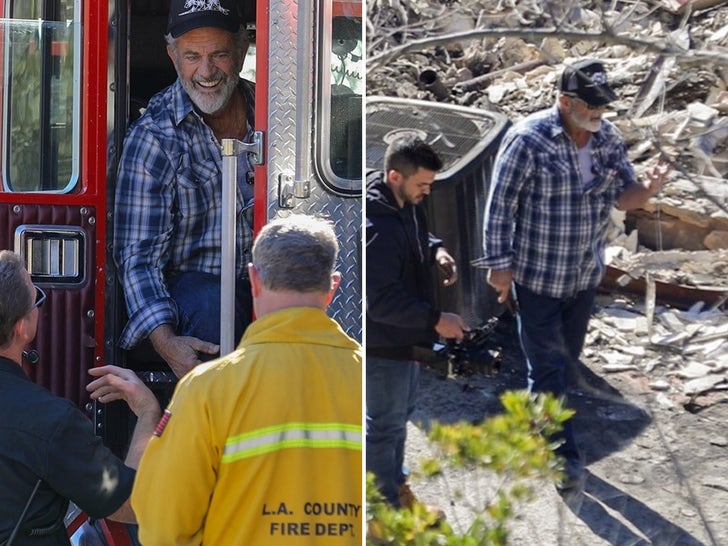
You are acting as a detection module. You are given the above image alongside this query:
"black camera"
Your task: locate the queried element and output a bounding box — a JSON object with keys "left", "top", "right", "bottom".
{"left": 413, "top": 317, "right": 501, "bottom": 378}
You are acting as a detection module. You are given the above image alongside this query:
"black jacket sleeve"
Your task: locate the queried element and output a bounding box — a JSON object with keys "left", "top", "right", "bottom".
{"left": 44, "top": 405, "right": 135, "bottom": 519}
{"left": 366, "top": 216, "right": 440, "bottom": 335}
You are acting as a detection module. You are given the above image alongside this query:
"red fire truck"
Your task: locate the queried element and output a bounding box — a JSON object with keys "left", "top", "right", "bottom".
{"left": 0, "top": 0, "right": 362, "bottom": 542}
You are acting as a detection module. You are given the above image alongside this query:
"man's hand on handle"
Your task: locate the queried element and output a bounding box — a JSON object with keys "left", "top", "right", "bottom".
{"left": 435, "top": 312, "right": 469, "bottom": 342}
{"left": 150, "top": 324, "right": 219, "bottom": 378}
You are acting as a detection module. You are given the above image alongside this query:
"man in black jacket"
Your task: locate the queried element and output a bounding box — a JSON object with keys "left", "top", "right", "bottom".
{"left": 366, "top": 135, "right": 468, "bottom": 508}
{"left": 0, "top": 250, "right": 161, "bottom": 544}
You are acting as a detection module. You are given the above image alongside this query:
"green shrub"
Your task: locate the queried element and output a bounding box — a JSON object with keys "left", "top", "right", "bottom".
{"left": 366, "top": 390, "right": 574, "bottom": 545}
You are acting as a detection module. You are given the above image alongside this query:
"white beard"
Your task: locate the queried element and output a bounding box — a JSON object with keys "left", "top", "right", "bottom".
{"left": 182, "top": 73, "right": 238, "bottom": 115}
{"left": 570, "top": 109, "right": 602, "bottom": 133}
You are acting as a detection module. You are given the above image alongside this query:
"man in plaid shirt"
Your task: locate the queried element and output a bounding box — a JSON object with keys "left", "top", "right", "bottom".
{"left": 114, "top": 0, "right": 255, "bottom": 378}
{"left": 482, "top": 59, "right": 670, "bottom": 494}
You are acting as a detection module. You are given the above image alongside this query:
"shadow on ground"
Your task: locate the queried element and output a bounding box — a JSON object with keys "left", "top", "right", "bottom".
{"left": 408, "top": 315, "right": 717, "bottom": 545}
{"left": 568, "top": 359, "right": 651, "bottom": 466}
{"left": 413, "top": 315, "right": 651, "bottom": 469}
{"left": 404, "top": 310, "right": 728, "bottom": 545}
{"left": 560, "top": 472, "right": 707, "bottom": 546}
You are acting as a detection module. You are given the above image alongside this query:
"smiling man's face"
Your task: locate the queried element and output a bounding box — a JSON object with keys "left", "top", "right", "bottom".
{"left": 168, "top": 27, "right": 247, "bottom": 115}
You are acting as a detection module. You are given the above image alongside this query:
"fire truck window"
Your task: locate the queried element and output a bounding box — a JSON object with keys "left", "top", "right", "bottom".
{"left": 318, "top": 2, "right": 362, "bottom": 195}
{"left": 2, "top": 0, "right": 80, "bottom": 192}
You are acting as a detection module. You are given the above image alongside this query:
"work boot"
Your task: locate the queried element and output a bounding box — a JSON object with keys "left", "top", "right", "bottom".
{"left": 366, "top": 484, "right": 445, "bottom": 543}
{"left": 556, "top": 458, "right": 586, "bottom": 496}
{"left": 398, "top": 483, "right": 446, "bottom": 522}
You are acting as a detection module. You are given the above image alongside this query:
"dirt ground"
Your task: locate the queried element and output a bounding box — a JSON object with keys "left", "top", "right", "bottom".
{"left": 403, "top": 301, "right": 728, "bottom": 546}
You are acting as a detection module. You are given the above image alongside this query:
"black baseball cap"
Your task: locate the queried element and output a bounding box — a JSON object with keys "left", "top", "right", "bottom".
{"left": 167, "top": 0, "right": 242, "bottom": 39}
{"left": 560, "top": 59, "right": 617, "bottom": 106}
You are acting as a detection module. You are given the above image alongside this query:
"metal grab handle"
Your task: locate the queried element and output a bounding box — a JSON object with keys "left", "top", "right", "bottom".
{"left": 219, "top": 135, "right": 264, "bottom": 356}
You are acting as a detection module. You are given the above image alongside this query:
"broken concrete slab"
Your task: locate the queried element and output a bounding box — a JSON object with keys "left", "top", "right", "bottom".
{"left": 683, "top": 374, "right": 727, "bottom": 395}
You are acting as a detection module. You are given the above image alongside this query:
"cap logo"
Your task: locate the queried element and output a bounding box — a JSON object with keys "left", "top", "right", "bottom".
{"left": 590, "top": 71, "right": 608, "bottom": 86}
{"left": 179, "top": 0, "right": 230, "bottom": 17}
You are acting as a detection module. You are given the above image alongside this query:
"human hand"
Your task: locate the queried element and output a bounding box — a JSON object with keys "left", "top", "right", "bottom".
{"left": 87, "top": 365, "right": 160, "bottom": 418}
{"left": 435, "top": 312, "right": 469, "bottom": 341}
{"left": 435, "top": 247, "right": 458, "bottom": 286}
{"left": 487, "top": 268, "right": 514, "bottom": 304}
{"left": 160, "top": 336, "right": 219, "bottom": 378}
{"left": 150, "top": 325, "right": 219, "bottom": 378}
{"left": 645, "top": 157, "right": 672, "bottom": 196}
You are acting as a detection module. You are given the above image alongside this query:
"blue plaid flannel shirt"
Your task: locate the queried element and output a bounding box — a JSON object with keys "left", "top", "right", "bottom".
{"left": 114, "top": 78, "right": 255, "bottom": 349}
{"left": 482, "top": 106, "right": 636, "bottom": 298}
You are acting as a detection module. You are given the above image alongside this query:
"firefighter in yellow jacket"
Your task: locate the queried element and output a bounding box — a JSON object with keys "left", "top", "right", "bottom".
{"left": 131, "top": 214, "right": 363, "bottom": 545}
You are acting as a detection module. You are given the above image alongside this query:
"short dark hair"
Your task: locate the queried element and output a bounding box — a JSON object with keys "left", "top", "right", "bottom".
{"left": 252, "top": 215, "right": 339, "bottom": 293}
{"left": 0, "top": 251, "right": 33, "bottom": 347}
{"left": 383, "top": 134, "right": 443, "bottom": 176}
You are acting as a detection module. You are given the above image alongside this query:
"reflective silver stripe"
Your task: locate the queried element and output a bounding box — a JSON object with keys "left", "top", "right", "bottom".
{"left": 222, "top": 422, "right": 362, "bottom": 463}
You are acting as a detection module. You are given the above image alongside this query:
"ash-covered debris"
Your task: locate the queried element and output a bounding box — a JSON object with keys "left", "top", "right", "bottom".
{"left": 367, "top": 0, "right": 728, "bottom": 190}
{"left": 587, "top": 294, "right": 728, "bottom": 412}
{"left": 368, "top": 0, "right": 728, "bottom": 411}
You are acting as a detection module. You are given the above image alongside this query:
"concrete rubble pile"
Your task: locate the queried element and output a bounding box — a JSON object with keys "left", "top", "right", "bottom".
{"left": 368, "top": 0, "right": 728, "bottom": 246}
{"left": 368, "top": 0, "right": 728, "bottom": 408}
{"left": 587, "top": 294, "right": 728, "bottom": 412}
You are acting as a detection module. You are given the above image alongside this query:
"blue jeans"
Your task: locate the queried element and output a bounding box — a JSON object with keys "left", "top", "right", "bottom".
{"left": 168, "top": 271, "right": 253, "bottom": 349}
{"left": 366, "top": 356, "right": 420, "bottom": 506}
{"left": 513, "top": 283, "right": 596, "bottom": 463}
